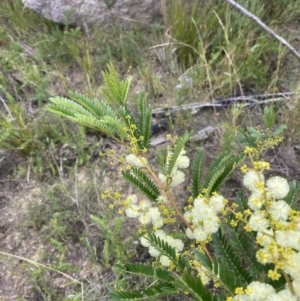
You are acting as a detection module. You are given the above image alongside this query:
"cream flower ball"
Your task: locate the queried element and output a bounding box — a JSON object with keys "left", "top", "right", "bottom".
{"left": 266, "top": 176, "right": 289, "bottom": 199}
{"left": 276, "top": 230, "right": 299, "bottom": 249}
{"left": 248, "top": 192, "right": 265, "bottom": 211}
{"left": 248, "top": 211, "right": 270, "bottom": 232}
{"left": 243, "top": 170, "right": 264, "bottom": 192}
{"left": 125, "top": 154, "right": 148, "bottom": 168}
{"left": 170, "top": 170, "right": 185, "bottom": 187}
{"left": 176, "top": 154, "right": 190, "bottom": 169}
{"left": 269, "top": 200, "right": 290, "bottom": 221}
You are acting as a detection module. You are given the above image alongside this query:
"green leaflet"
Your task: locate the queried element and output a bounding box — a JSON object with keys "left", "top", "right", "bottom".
{"left": 178, "top": 270, "right": 218, "bottom": 301}
{"left": 156, "top": 148, "right": 168, "bottom": 175}
{"left": 109, "top": 283, "right": 177, "bottom": 301}
{"left": 202, "top": 152, "right": 245, "bottom": 195}
{"left": 234, "top": 191, "right": 249, "bottom": 212}
{"left": 47, "top": 95, "right": 129, "bottom": 140}
{"left": 166, "top": 131, "right": 191, "bottom": 176}
{"left": 115, "top": 263, "right": 176, "bottom": 283}
{"left": 68, "top": 91, "right": 106, "bottom": 118}
{"left": 221, "top": 222, "right": 266, "bottom": 281}
{"left": 193, "top": 250, "right": 213, "bottom": 270}
{"left": 262, "top": 106, "right": 275, "bottom": 129}
{"left": 122, "top": 168, "right": 160, "bottom": 202}
{"left": 111, "top": 263, "right": 178, "bottom": 300}
{"left": 212, "top": 230, "right": 252, "bottom": 292}
{"left": 191, "top": 148, "right": 205, "bottom": 198}
{"left": 285, "top": 180, "right": 300, "bottom": 210}
{"left": 147, "top": 232, "right": 191, "bottom": 272}
{"left": 115, "top": 263, "right": 155, "bottom": 277}
{"left": 48, "top": 96, "right": 92, "bottom": 117}
{"left": 101, "top": 62, "right": 132, "bottom": 106}
{"left": 137, "top": 93, "right": 152, "bottom": 151}
{"left": 101, "top": 115, "right": 128, "bottom": 139}
{"left": 75, "top": 114, "right": 126, "bottom": 140}
{"left": 212, "top": 258, "right": 237, "bottom": 298}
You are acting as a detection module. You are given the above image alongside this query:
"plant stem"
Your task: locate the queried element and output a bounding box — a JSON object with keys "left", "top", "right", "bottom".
{"left": 283, "top": 271, "right": 296, "bottom": 296}
{"left": 142, "top": 157, "right": 214, "bottom": 262}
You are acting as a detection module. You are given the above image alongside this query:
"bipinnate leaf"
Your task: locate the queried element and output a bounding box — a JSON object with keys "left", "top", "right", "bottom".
{"left": 285, "top": 180, "right": 300, "bottom": 210}
{"left": 178, "top": 269, "right": 217, "bottom": 301}
{"left": 68, "top": 91, "right": 106, "bottom": 118}
{"left": 47, "top": 95, "right": 128, "bottom": 140}
{"left": 111, "top": 236, "right": 216, "bottom": 300}
{"left": 109, "top": 283, "right": 177, "bottom": 301}
{"left": 191, "top": 148, "right": 204, "bottom": 198}
{"left": 114, "top": 263, "right": 155, "bottom": 277}
{"left": 111, "top": 263, "right": 178, "bottom": 300}
{"left": 137, "top": 92, "right": 152, "bottom": 151}
{"left": 115, "top": 263, "right": 175, "bottom": 283}
{"left": 193, "top": 250, "right": 212, "bottom": 270}
{"left": 262, "top": 106, "right": 275, "bottom": 129}
{"left": 202, "top": 152, "right": 245, "bottom": 195}
{"left": 122, "top": 168, "right": 160, "bottom": 202}
{"left": 212, "top": 258, "right": 236, "bottom": 297}
{"left": 234, "top": 191, "right": 249, "bottom": 212}
{"left": 147, "top": 232, "right": 191, "bottom": 272}
{"left": 166, "top": 131, "right": 191, "bottom": 176}
{"left": 212, "top": 230, "right": 252, "bottom": 291}
{"left": 155, "top": 268, "right": 176, "bottom": 283}
{"left": 47, "top": 96, "right": 91, "bottom": 118}
{"left": 156, "top": 148, "right": 168, "bottom": 174}
{"left": 101, "top": 62, "right": 132, "bottom": 106}
{"left": 221, "top": 223, "right": 265, "bottom": 281}
{"left": 273, "top": 124, "right": 287, "bottom": 136}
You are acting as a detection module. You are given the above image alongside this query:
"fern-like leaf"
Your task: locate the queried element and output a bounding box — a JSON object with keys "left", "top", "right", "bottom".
{"left": 75, "top": 114, "right": 125, "bottom": 140}
{"left": 109, "top": 283, "right": 177, "bottom": 301}
{"left": 101, "top": 115, "right": 128, "bottom": 139}
{"left": 202, "top": 153, "right": 244, "bottom": 195}
{"left": 47, "top": 96, "right": 92, "bottom": 118}
{"left": 221, "top": 223, "right": 265, "bottom": 281}
{"left": 177, "top": 270, "right": 217, "bottom": 301}
{"left": 68, "top": 91, "right": 106, "bottom": 118}
{"left": 101, "top": 63, "right": 132, "bottom": 106}
{"left": 285, "top": 180, "right": 300, "bottom": 209}
{"left": 156, "top": 148, "right": 168, "bottom": 175}
{"left": 166, "top": 131, "right": 191, "bottom": 176}
{"left": 118, "top": 106, "right": 138, "bottom": 126}
{"left": 193, "top": 250, "right": 213, "bottom": 270}
{"left": 212, "top": 259, "right": 237, "bottom": 297}
{"left": 191, "top": 148, "right": 205, "bottom": 198}
{"left": 155, "top": 268, "right": 176, "bottom": 283}
{"left": 147, "top": 232, "right": 191, "bottom": 272}
{"left": 234, "top": 191, "right": 249, "bottom": 212}
{"left": 212, "top": 230, "right": 252, "bottom": 290}
{"left": 114, "top": 263, "right": 155, "bottom": 277}
{"left": 136, "top": 93, "right": 152, "bottom": 151}
{"left": 122, "top": 168, "right": 160, "bottom": 202}
{"left": 209, "top": 154, "right": 244, "bottom": 193}
{"left": 47, "top": 95, "right": 128, "bottom": 140}
{"left": 115, "top": 263, "right": 176, "bottom": 283}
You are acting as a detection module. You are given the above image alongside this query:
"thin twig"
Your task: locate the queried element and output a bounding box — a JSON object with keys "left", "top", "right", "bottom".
{"left": 0, "top": 251, "right": 84, "bottom": 301}
{"left": 223, "top": 0, "right": 300, "bottom": 60}
{"left": 152, "top": 92, "right": 300, "bottom": 118}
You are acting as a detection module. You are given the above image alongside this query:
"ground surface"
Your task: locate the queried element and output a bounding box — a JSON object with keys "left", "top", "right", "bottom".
{"left": 1, "top": 2, "right": 300, "bottom": 300}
